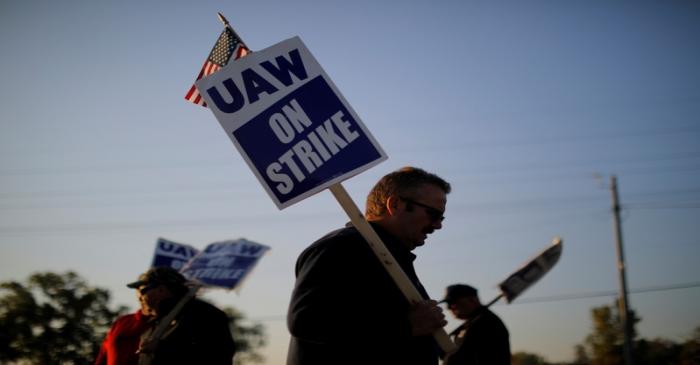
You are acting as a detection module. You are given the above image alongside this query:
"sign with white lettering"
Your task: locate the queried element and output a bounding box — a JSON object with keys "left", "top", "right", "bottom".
{"left": 180, "top": 239, "right": 270, "bottom": 289}
{"left": 195, "top": 36, "right": 387, "bottom": 209}
{"left": 151, "top": 238, "right": 200, "bottom": 271}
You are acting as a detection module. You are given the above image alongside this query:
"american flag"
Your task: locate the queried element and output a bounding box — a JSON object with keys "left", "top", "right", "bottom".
{"left": 184, "top": 26, "right": 250, "bottom": 107}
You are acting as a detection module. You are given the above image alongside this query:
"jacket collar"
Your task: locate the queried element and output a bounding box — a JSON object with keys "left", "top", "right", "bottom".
{"left": 344, "top": 221, "right": 416, "bottom": 263}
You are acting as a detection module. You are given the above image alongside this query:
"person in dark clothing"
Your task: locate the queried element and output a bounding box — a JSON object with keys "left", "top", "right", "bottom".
{"left": 287, "top": 166, "right": 452, "bottom": 365}
{"left": 440, "top": 284, "right": 511, "bottom": 365}
{"left": 97, "top": 267, "right": 236, "bottom": 365}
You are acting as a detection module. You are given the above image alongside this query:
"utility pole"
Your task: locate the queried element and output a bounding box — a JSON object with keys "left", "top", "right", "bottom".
{"left": 610, "top": 175, "right": 634, "bottom": 365}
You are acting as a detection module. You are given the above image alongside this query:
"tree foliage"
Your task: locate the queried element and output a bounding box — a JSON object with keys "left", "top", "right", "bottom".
{"left": 574, "top": 301, "right": 700, "bottom": 365}
{"left": 224, "top": 307, "right": 267, "bottom": 365}
{"left": 678, "top": 326, "right": 700, "bottom": 365}
{"left": 582, "top": 302, "right": 640, "bottom": 365}
{"left": 512, "top": 351, "right": 554, "bottom": 365}
{"left": 1, "top": 272, "right": 269, "bottom": 365}
{"left": 0, "top": 271, "right": 127, "bottom": 365}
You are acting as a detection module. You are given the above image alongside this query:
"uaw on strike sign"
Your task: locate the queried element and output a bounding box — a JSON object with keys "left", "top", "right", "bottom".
{"left": 151, "top": 237, "right": 270, "bottom": 290}
{"left": 195, "top": 36, "right": 387, "bottom": 209}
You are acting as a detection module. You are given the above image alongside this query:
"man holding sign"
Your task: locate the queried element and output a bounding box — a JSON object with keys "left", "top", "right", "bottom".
{"left": 96, "top": 267, "right": 236, "bottom": 365}
{"left": 190, "top": 19, "right": 453, "bottom": 361}
{"left": 287, "top": 167, "right": 451, "bottom": 365}
{"left": 440, "top": 284, "right": 511, "bottom": 365}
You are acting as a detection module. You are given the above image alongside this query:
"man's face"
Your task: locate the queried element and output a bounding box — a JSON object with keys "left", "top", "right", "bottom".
{"left": 137, "top": 283, "right": 169, "bottom": 317}
{"left": 394, "top": 183, "right": 447, "bottom": 250}
{"left": 447, "top": 296, "right": 480, "bottom": 320}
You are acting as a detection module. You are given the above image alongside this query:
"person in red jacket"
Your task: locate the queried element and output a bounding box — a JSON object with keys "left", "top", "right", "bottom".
{"left": 94, "top": 310, "right": 152, "bottom": 365}
{"left": 95, "top": 267, "right": 236, "bottom": 365}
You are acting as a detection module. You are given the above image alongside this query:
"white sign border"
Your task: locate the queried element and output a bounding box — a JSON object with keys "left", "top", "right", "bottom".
{"left": 196, "top": 36, "right": 387, "bottom": 209}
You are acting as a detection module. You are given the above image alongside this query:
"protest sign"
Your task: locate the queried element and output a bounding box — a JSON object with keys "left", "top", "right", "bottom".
{"left": 142, "top": 237, "right": 268, "bottom": 363}
{"left": 498, "top": 237, "right": 563, "bottom": 303}
{"left": 150, "top": 237, "right": 199, "bottom": 271}
{"left": 180, "top": 238, "right": 270, "bottom": 290}
{"left": 195, "top": 36, "right": 387, "bottom": 209}
{"left": 484, "top": 237, "right": 563, "bottom": 307}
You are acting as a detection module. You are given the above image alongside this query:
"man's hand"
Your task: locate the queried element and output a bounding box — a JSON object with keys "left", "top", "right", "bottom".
{"left": 409, "top": 299, "right": 447, "bottom": 336}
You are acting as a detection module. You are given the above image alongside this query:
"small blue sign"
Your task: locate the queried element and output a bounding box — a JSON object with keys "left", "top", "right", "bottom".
{"left": 180, "top": 239, "right": 270, "bottom": 289}
{"left": 151, "top": 238, "right": 199, "bottom": 271}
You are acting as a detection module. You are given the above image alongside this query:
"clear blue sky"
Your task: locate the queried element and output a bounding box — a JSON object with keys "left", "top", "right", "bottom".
{"left": 2, "top": 1, "right": 699, "bottom": 363}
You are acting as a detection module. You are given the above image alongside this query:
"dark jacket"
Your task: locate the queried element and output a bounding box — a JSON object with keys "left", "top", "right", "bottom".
{"left": 444, "top": 307, "right": 510, "bottom": 365}
{"left": 144, "top": 297, "right": 236, "bottom": 365}
{"left": 287, "top": 224, "right": 439, "bottom": 365}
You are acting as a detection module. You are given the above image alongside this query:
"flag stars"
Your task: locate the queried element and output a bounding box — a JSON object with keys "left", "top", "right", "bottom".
{"left": 185, "top": 26, "right": 251, "bottom": 106}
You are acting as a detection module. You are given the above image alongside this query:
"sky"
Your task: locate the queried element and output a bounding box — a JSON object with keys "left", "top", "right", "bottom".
{"left": 1, "top": 0, "right": 699, "bottom": 363}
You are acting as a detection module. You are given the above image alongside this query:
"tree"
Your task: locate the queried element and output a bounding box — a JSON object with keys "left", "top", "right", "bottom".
{"left": 0, "top": 271, "right": 268, "bottom": 365}
{"left": 678, "top": 325, "right": 700, "bottom": 365}
{"left": 575, "top": 305, "right": 700, "bottom": 365}
{"left": 575, "top": 300, "right": 640, "bottom": 365}
{"left": 512, "top": 351, "right": 553, "bottom": 365}
{"left": 0, "top": 271, "right": 127, "bottom": 365}
{"left": 224, "top": 307, "right": 267, "bottom": 365}
{"left": 586, "top": 305, "right": 624, "bottom": 365}
{"left": 635, "top": 337, "right": 681, "bottom": 365}
{"left": 573, "top": 344, "right": 590, "bottom": 365}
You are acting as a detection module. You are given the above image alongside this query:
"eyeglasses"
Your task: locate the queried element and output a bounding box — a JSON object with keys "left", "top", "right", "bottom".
{"left": 399, "top": 196, "right": 445, "bottom": 223}
{"left": 138, "top": 284, "right": 158, "bottom": 295}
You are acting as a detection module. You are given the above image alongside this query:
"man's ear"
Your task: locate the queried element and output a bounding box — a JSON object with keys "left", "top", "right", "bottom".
{"left": 385, "top": 195, "right": 400, "bottom": 216}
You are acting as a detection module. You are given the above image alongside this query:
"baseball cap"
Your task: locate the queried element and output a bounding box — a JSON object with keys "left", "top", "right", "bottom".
{"left": 126, "top": 267, "right": 186, "bottom": 289}
{"left": 440, "top": 284, "right": 478, "bottom": 304}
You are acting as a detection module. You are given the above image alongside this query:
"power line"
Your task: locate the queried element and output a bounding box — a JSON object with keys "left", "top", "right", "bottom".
{"left": 1, "top": 167, "right": 698, "bottom": 207}
{"left": 246, "top": 281, "right": 700, "bottom": 322}
{"left": 448, "top": 151, "right": 700, "bottom": 176}
{"left": 2, "top": 187, "right": 699, "bottom": 217}
{"left": 0, "top": 210, "right": 343, "bottom": 237}
{"left": 1, "top": 149, "right": 697, "bottom": 212}
{"left": 625, "top": 202, "right": 700, "bottom": 210}
{"left": 624, "top": 188, "right": 700, "bottom": 198}
{"left": 0, "top": 160, "right": 238, "bottom": 177}
{"left": 513, "top": 281, "right": 700, "bottom": 305}
{"left": 407, "top": 124, "right": 700, "bottom": 154}
{"left": 2, "top": 128, "right": 698, "bottom": 177}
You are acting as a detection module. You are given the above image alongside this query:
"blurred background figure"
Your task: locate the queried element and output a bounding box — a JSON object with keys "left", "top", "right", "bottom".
{"left": 96, "top": 267, "right": 236, "bottom": 365}
{"left": 441, "top": 284, "right": 510, "bottom": 365}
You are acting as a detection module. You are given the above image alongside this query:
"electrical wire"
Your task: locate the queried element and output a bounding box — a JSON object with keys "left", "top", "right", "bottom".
{"left": 246, "top": 281, "right": 700, "bottom": 322}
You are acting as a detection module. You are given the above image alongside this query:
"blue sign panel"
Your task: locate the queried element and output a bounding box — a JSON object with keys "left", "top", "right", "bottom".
{"left": 151, "top": 238, "right": 199, "bottom": 271}
{"left": 196, "top": 37, "right": 387, "bottom": 209}
{"left": 233, "top": 76, "right": 382, "bottom": 205}
{"left": 180, "top": 239, "right": 270, "bottom": 289}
